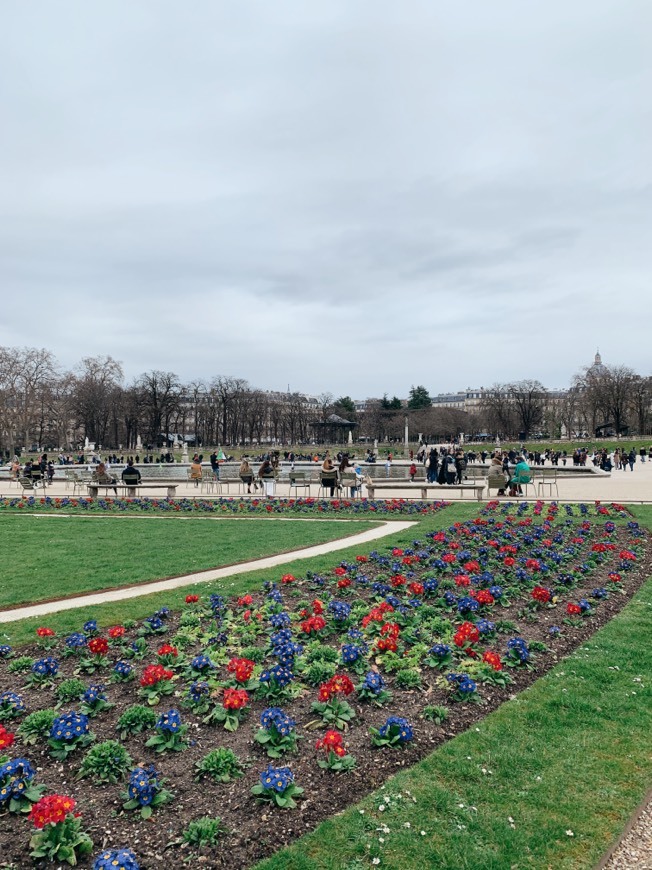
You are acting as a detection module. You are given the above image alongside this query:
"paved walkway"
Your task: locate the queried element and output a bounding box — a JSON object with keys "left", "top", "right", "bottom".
{"left": 2, "top": 460, "right": 651, "bottom": 503}
{"left": 0, "top": 519, "right": 416, "bottom": 624}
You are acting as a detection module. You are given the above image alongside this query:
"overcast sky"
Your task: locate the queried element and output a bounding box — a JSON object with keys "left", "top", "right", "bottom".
{"left": 1, "top": 1, "right": 650, "bottom": 398}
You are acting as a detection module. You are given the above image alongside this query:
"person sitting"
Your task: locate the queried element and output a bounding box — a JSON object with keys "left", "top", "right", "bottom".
{"left": 121, "top": 459, "right": 142, "bottom": 488}
{"left": 95, "top": 461, "right": 118, "bottom": 494}
{"left": 487, "top": 453, "right": 508, "bottom": 496}
{"left": 508, "top": 457, "right": 531, "bottom": 497}
{"left": 321, "top": 456, "right": 338, "bottom": 497}
{"left": 189, "top": 458, "right": 203, "bottom": 486}
{"left": 239, "top": 457, "right": 254, "bottom": 493}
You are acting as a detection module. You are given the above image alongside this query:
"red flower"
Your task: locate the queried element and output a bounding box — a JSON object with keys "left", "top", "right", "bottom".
{"left": 567, "top": 603, "right": 582, "bottom": 616}
{"left": 36, "top": 627, "right": 55, "bottom": 637}
{"left": 140, "top": 664, "right": 174, "bottom": 687}
{"left": 88, "top": 637, "right": 108, "bottom": 656}
{"left": 355, "top": 555, "right": 368, "bottom": 563}
{"left": 318, "top": 674, "right": 354, "bottom": 700}
{"left": 376, "top": 636, "right": 398, "bottom": 653}
{"left": 620, "top": 550, "right": 636, "bottom": 561}
{"left": 157, "top": 644, "right": 178, "bottom": 657}
{"left": 28, "top": 794, "right": 77, "bottom": 829}
{"left": 337, "top": 578, "right": 352, "bottom": 589}
{"left": 463, "top": 560, "right": 481, "bottom": 574}
{"left": 227, "top": 657, "right": 255, "bottom": 683}
{"left": 0, "top": 724, "right": 15, "bottom": 750}
{"left": 525, "top": 559, "right": 541, "bottom": 572}
{"left": 531, "top": 586, "right": 551, "bottom": 604}
{"left": 108, "top": 626, "right": 125, "bottom": 639}
{"left": 185, "top": 594, "right": 200, "bottom": 604}
{"left": 301, "top": 615, "right": 326, "bottom": 634}
{"left": 474, "top": 590, "right": 495, "bottom": 606}
{"left": 454, "top": 574, "right": 471, "bottom": 587}
{"left": 442, "top": 553, "right": 456, "bottom": 563}
{"left": 390, "top": 574, "right": 406, "bottom": 587}
{"left": 482, "top": 650, "right": 503, "bottom": 671}
{"left": 391, "top": 548, "right": 404, "bottom": 556}
{"left": 409, "top": 582, "right": 424, "bottom": 595}
{"left": 312, "top": 599, "right": 325, "bottom": 615}
{"left": 315, "top": 729, "right": 344, "bottom": 751}
{"left": 281, "top": 573, "right": 297, "bottom": 584}
{"left": 334, "top": 567, "right": 347, "bottom": 576}
{"left": 238, "top": 594, "right": 254, "bottom": 607}
{"left": 378, "top": 602, "right": 395, "bottom": 614}
{"left": 380, "top": 622, "right": 400, "bottom": 639}
{"left": 453, "top": 621, "right": 480, "bottom": 648}
{"left": 503, "top": 557, "right": 516, "bottom": 568}
{"left": 222, "top": 687, "right": 249, "bottom": 710}
{"left": 608, "top": 572, "right": 622, "bottom": 583}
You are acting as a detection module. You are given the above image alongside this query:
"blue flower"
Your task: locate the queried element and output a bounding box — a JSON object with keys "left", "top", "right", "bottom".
{"left": 156, "top": 709, "right": 182, "bottom": 733}
{"left": 328, "top": 601, "right": 351, "bottom": 622}
{"left": 114, "top": 661, "right": 133, "bottom": 678}
{"left": 190, "top": 654, "right": 214, "bottom": 672}
{"left": 259, "top": 764, "right": 294, "bottom": 793}
{"left": 127, "top": 765, "right": 161, "bottom": 805}
{"left": 269, "top": 612, "right": 291, "bottom": 628}
{"left": 65, "top": 633, "right": 88, "bottom": 649}
{"left": 50, "top": 711, "right": 90, "bottom": 741}
{"left": 93, "top": 849, "right": 140, "bottom": 870}
{"left": 188, "top": 681, "right": 210, "bottom": 703}
{"left": 83, "top": 620, "right": 98, "bottom": 634}
{"left": 0, "top": 757, "right": 36, "bottom": 804}
{"left": 341, "top": 644, "right": 363, "bottom": 664}
{"left": 145, "top": 616, "right": 164, "bottom": 631}
{"left": 0, "top": 691, "right": 25, "bottom": 715}
{"left": 429, "top": 643, "right": 451, "bottom": 659}
{"left": 31, "top": 657, "right": 59, "bottom": 677}
{"left": 0, "top": 645, "right": 12, "bottom": 658}
{"left": 259, "top": 663, "right": 294, "bottom": 687}
{"left": 83, "top": 684, "right": 106, "bottom": 705}
{"left": 362, "top": 671, "right": 385, "bottom": 694}
{"left": 379, "top": 716, "right": 413, "bottom": 743}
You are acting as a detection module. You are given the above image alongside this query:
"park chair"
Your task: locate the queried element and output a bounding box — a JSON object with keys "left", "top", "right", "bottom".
{"left": 318, "top": 471, "right": 339, "bottom": 498}
{"left": 537, "top": 468, "right": 559, "bottom": 498}
{"left": 340, "top": 471, "right": 361, "bottom": 498}
{"left": 71, "top": 470, "right": 92, "bottom": 496}
{"left": 19, "top": 476, "right": 45, "bottom": 496}
{"left": 510, "top": 467, "right": 535, "bottom": 498}
{"left": 201, "top": 471, "right": 221, "bottom": 494}
{"left": 289, "top": 471, "right": 311, "bottom": 498}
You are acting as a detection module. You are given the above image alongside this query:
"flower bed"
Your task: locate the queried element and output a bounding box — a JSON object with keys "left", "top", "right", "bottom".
{"left": 0, "top": 501, "right": 648, "bottom": 868}
{"left": 0, "top": 495, "right": 450, "bottom": 516}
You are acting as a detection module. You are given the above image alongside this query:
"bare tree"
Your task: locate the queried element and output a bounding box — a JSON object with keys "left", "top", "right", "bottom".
{"left": 71, "top": 355, "right": 124, "bottom": 446}
{"left": 136, "top": 371, "right": 181, "bottom": 447}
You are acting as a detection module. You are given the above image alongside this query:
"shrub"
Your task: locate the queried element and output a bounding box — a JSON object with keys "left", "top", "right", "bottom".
{"left": 116, "top": 705, "right": 157, "bottom": 740}
{"left": 194, "top": 748, "right": 244, "bottom": 783}
{"left": 17, "top": 709, "right": 57, "bottom": 745}
{"left": 78, "top": 740, "right": 132, "bottom": 784}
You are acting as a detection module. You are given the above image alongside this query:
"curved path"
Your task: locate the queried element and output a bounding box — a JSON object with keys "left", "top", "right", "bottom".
{"left": 0, "top": 519, "right": 416, "bottom": 624}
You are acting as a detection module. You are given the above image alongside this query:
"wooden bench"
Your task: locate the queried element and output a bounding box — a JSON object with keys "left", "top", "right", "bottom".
{"left": 87, "top": 482, "right": 178, "bottom": 498}
{"left": 364, "top": 481, "right": 486, "bottom": 501}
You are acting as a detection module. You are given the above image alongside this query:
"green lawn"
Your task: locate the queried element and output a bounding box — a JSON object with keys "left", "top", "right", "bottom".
{"left": 0, "top": 504, "right": 478, "bottom": 647}
{"left": 0, "top": 514, "right": 379, "bottom": 609}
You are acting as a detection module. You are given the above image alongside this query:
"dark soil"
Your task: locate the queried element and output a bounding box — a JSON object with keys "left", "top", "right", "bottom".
{"left": 0, "top": 508, "right": 649, "bottom": 869}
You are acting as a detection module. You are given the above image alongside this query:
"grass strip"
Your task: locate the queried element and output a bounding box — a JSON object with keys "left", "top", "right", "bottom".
{"left": 0, "top": 514, "right": 378, "bottom": 608}
{"left": 0, "top": 504, "right": 477, "bottom": 648}
{"left": 254, "top": 578, "right": 652, "bottom": 869}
